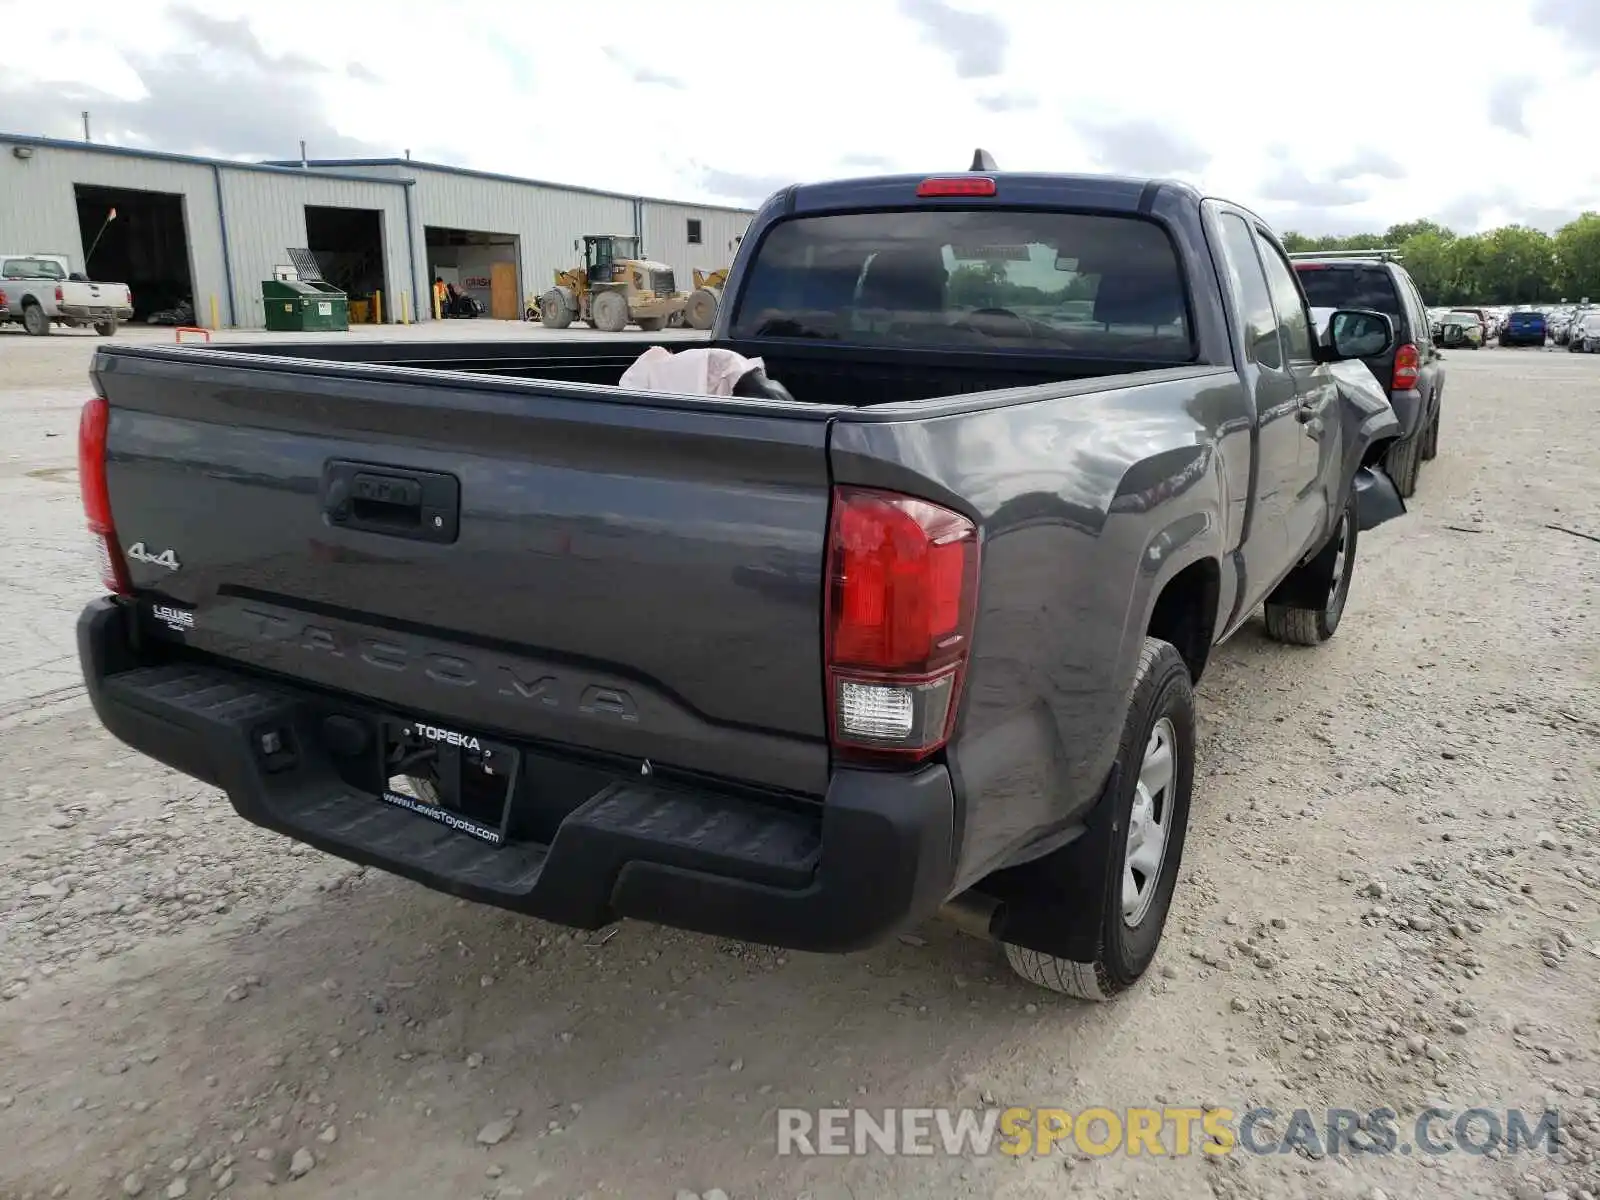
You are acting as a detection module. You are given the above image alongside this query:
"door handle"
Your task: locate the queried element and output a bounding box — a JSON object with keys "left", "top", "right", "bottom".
{"left": 1295, "top": 405, "right": 1316, "bottom": 423}
{"left": 322, "top": 460, "right": 460, "bottom": 543}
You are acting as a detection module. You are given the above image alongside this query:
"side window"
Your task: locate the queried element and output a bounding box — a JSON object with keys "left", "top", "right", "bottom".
{"left": 1255, "top": 234, "right": 1315, "bottom": 362}
{"left": 1399, "top": 272, "right": 1427, "bottom": 344}
{"left": 1216, "top": 214, "right": 1283, "bottom": 370}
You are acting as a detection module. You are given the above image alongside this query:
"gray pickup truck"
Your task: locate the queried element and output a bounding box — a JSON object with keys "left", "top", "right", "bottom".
{"left": 75, "top": 161, "right": 1405, "bottom": 998}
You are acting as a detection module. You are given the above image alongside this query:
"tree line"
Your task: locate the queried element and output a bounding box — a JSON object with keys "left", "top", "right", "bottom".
{"left": 1281, "top": 215, "right": 1600, "bottom": 307}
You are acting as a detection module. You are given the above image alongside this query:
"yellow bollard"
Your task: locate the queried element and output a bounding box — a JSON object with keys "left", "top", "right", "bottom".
{"left": 374, "top": 291, "right": 383, "bottom": 325}
{"left": 401, "top": 291, "right": 410, "bottom": 325}
{"left": 210, "top": 295, "right": 219, "bottom": 329}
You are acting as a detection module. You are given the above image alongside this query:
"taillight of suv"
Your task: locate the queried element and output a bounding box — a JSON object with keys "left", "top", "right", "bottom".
{"left": 1392, "top": 343, "right": 1421, "bottom": 390}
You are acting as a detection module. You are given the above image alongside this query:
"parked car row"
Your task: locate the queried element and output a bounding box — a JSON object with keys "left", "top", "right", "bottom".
{"left": 1567, "top": 309, "right": 1600, "bottom": 352}
{"left": 1547, "top": 304, "right": 1600, "bottom": 348}
{"left": 1417, "top": 302, "right": 1600, "bottom": 350}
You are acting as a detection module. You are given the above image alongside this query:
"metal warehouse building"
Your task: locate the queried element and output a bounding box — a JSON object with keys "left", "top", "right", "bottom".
{"left": 0, "top": 133, "right": 753, "bottom": 328}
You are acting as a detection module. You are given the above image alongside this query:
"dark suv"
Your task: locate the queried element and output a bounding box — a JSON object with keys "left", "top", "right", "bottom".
{"left": 1291, "top": 253, "right": 1444, "bottom": 498}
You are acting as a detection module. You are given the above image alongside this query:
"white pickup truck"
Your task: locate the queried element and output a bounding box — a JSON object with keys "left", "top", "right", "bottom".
{"left": 0, "top": 253, "right": 133, "bottom": 336}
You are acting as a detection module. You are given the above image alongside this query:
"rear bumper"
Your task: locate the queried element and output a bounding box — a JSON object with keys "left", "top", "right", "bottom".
{"left": 77, "top": 598, "right": 956, "bottom": 953}
{"left": 59, "top": 304, "right": 133, "bottom": 322}
{"left": 633, "top": 296, "right": 688, "bottom": 320}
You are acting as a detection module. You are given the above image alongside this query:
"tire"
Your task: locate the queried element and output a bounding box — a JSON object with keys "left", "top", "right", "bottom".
{"left": 591, "top": 290, "right": 629, "bottom": 333}
{"left": 1420, "top": 406, "right": 1440, "bottom": 461}
{"left": 94, "top": 320, "right": 117, "bottom": 337}
{"left": 686, "top": 287, "right": 719, "bottom": 331}
{"left": 1384, "top": 433, "right": 1420, "bottom": 499}
{"left": 1002, "top": 638, "right": 1195, "bottom": 1000}
{"left": 1263, "top": 492, "right": 1358, "bottom": 646}
{"left": 635, "top": 316, "right": 665, "bottom": 332}
{"left": 538, "top": 290, "right": 572, "bottom": 329}
{"left": 22, "top": 303, "right": 50, "bottom": 336}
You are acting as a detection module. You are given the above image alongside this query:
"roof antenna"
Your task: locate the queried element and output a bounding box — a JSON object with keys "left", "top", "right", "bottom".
{"left": 970, "top": 148, "right": 997, "bottom": 172}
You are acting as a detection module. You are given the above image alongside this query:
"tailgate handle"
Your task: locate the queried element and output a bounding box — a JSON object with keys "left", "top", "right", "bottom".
{"left": 352, "top": 472, "right": 422, "bottom": 510}
{"left": 322, "top": 460, "right": 460, "bottom": 544}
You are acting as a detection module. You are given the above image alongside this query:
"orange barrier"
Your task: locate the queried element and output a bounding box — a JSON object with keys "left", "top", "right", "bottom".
{"left": 175, "top": 326, "right": 211, "bottom": 343}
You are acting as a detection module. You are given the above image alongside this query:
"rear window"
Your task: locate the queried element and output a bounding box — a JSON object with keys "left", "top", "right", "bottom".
{"left": 2, "top": 257, "right": 66, "bottom": 281}
{"left": 1293, "top": 264, "right": 1400, "bottom": 315}
{"left": 729, "top": 210, "right": 1193, "bottom": 360}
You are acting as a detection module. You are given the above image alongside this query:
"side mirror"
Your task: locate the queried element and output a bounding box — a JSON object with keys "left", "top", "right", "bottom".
{"left": 1324, "top": 308, "right": 1394, "bottom": 361}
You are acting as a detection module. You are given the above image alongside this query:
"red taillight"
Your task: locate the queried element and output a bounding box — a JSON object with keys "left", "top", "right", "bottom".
{"left": 916, "top": 176, "right": 996, "bottom": 197}
{"left": 824, "top": 486, "right": 979, "bottom": 762}
{"left": 1392, "top": 343, "right": 1420, "bottom": 390}
{"left": 79, "top": 397, "right": 131, "bottom": 596}
{"left": 0, "top": 288, "right": 7, "bottom": 306}
{"left": 55, "top": 285, "right": 64, "bottom": 303}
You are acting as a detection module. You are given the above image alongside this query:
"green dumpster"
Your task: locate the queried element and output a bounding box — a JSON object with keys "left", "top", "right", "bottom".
{"left": 261, "top": 278, "right": 349, "bottom": 332}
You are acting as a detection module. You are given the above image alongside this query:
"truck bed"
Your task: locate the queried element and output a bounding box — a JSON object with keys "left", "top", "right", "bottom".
{"left": 201, "top": 336, "right": 1175, "bottom": 406}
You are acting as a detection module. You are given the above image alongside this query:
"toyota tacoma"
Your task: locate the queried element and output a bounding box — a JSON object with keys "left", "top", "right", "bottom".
{"left": 75, "top": 160, "right": 1406, "bottom": 998}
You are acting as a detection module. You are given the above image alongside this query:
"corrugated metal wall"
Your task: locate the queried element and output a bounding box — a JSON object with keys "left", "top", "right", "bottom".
{"left": 1, "top": 138, "right": 756, "bottom": 327}
{"left": 639, "top": 201, "right": 753, "bottom": 291}
{"left": 0, "top": 139, "right": 229, "bottom": 320}
{"left": 409, "top": 167, "right": 637, "bottom": 314}
{"left": 217, "top": 170, "right": 413, "bottom": 327}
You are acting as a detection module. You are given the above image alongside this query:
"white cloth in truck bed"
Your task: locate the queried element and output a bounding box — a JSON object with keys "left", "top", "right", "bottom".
{"left": 619, "top": 345, "right": 765, "bottom": 397}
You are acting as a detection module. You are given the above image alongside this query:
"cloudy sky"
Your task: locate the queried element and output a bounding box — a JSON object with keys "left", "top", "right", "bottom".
{"left": 4, "top": 0, "right": 1598, "bottom": 235}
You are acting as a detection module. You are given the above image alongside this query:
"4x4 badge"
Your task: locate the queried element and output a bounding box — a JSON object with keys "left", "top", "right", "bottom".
{"left": 126, "top": 542, "right": 180, "bottom": 571}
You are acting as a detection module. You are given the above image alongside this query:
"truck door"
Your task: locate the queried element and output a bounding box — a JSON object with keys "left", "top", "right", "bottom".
{"left": 1254, "top": 230, "right": 1337, "bottom": 563}
{"left": 1212, "top": 211, "right": 1301, "bottom": 607}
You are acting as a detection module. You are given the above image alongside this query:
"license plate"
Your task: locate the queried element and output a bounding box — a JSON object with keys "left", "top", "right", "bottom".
{"left": 376, "top": 717, "right": 520, "bottom": 845}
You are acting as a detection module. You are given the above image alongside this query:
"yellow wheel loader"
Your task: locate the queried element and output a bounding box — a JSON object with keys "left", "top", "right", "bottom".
{"left": 537, "top": 235, "right": 687, "bottom": 332}
{"left": 684, "top": 237, "right": 743, "bottom": 331}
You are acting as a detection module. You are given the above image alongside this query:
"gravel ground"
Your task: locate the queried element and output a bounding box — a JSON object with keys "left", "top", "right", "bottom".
{"left": 0, "top": 329, "right": 1595, "bottom": 1200}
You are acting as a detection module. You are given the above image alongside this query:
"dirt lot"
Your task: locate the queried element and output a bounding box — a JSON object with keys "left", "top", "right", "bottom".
{"left": 0, "top": 327, "right": 1595, "bottom": 1200}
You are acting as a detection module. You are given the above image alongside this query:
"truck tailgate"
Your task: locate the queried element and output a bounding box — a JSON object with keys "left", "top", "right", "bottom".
{"left": 93, "top": 348, "right": 836, "bottom": 796}
{"left": 65, "top": 280, "right": 131, "bottom": 308}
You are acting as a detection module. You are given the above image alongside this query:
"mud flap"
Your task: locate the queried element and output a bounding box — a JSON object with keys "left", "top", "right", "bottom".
{"left": 1353, "top": 464, "right": 1406, "bottom": 532}
{"left": 982, "top": 764, "right": 1121, "bottom": 962}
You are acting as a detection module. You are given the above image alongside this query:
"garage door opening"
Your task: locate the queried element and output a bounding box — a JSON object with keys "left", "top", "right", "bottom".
{"left": 425, "top": 226, "right": 520, "bottom": 321}
{"left": 305, "top": 205, "right": 387, "bottom": 323}
{"left": 74, "top": 184, "right": 195, "bottom": 324}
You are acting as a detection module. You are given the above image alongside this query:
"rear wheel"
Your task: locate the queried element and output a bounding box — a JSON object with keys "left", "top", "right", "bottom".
{"left": 1384, "top": 433, "right": 1420, "bottom": 498}
{"left": 635, "top": 316, "right": 665, "bottom": 332}
{"left": 1263, "top": 491, "right": 1358, "bottom": 646}
{"left": 591, "top": 290, "right": 629, "bottom": 332}
{"left": 1002, "top": 638, "right": 1194, "bottom": 1000}
{"left": 94, "top": 320, "right": 117, "bottom": 337}
{"left": 22, "top": 303, "right": 50, "bottom": 336}
{"left": 1420, "top": 405, "right": 1440, "bottom": 461}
